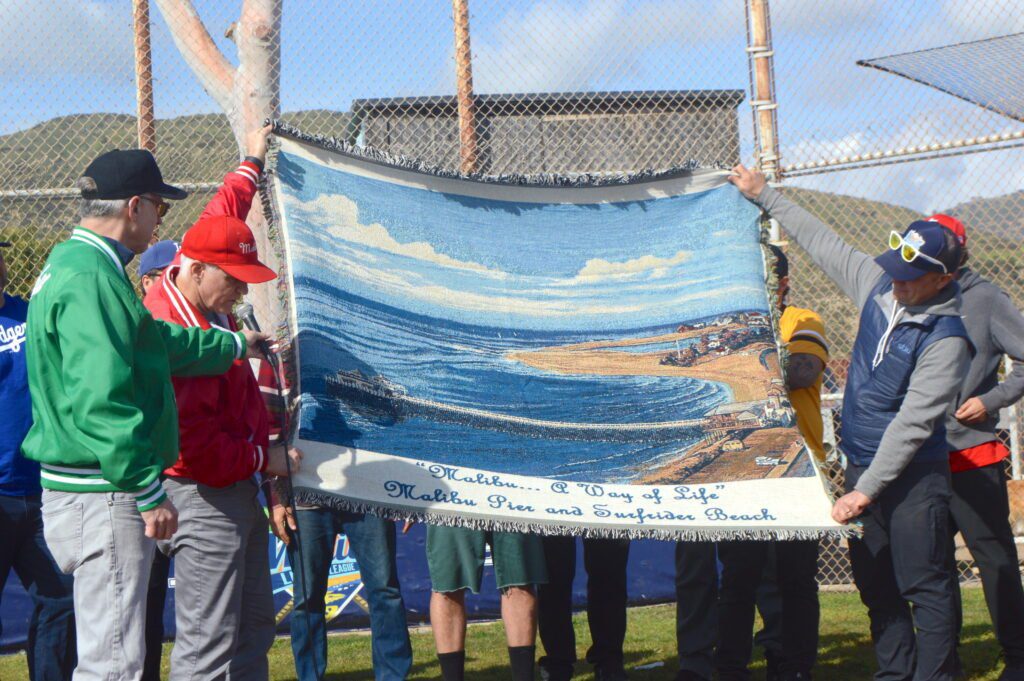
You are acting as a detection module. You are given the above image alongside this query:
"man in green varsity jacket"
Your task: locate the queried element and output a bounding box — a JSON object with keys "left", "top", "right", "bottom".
{"left": 23, "top": 148, "right": 267, "bottom": 681}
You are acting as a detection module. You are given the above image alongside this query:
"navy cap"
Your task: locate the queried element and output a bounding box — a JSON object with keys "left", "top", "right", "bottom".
{"left": 0, "top": 242, "right": 10, "bottom": 248}
{"left": 875, "top": 221, "right": 961, "bottom": 281}
{"left": 139, "top": 240, "right": 178, "bottom": 275}
{"left": 80, "top": 149, "right": 188, "bottom": 201}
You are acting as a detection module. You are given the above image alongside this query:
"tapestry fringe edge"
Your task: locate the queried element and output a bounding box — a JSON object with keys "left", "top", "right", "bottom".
{"left": 292, "top": 488, "right": 854, "bottom": 542}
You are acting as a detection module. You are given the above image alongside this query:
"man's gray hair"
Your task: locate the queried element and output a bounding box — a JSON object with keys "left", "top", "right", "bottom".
{"left": 76, "top": 177, "right": 128, "bottom": 219}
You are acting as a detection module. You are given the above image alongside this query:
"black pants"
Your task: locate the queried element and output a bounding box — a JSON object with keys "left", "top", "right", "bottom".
{"left": 537, "top": 536, "right": 630, "bottom": 679}
{"left": 715, "top": 540, "right": 820, "bottom": 679}
{"left": 950, "top": 460, "right": 1024, "bottom": 662}
{"left": 754, "top": 544, "right": 783, "bottom": 659}
{"left": 847, "top": 461, "right": 958, "bottom": 681}
{"left": 675, "top": 541, "right": 718, "bottom": 680}
{"left": 142, "top": 550, "right": 171, "bottom": 681}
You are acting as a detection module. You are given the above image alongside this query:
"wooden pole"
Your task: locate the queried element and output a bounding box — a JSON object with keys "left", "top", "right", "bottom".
{"left": 133, "top": 0, "right": 157, "bottom": 152}
{"left": 452, "top": 0, "right": 479, "bottom": 174}
{"left": 747, "top": 0, "right": 780, "bottom": 180}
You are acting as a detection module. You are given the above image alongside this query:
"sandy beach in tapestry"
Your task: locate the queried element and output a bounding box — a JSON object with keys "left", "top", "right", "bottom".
{"left": 276, "top": 149, "right": 814, "bottom": 485}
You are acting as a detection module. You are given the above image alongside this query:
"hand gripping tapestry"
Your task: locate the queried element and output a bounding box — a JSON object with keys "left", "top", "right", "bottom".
{"left": 265, "top": 125, "right": 841, "bottom": 540}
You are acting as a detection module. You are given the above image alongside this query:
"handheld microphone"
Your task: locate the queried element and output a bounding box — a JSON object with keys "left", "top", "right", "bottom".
{"left": 236, "top": 302, "right": 277, "bottom": 366}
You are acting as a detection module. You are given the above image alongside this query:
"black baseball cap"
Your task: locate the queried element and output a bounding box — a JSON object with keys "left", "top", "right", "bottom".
{"left": 0, "top": 242, "right": 10, "bottom": 248}
{"left": 80, "top": 149, "right": 188, "bottom": 201}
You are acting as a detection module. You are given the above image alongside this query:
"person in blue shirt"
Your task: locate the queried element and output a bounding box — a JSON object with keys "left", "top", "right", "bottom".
{"left": 137, "top": 238, "right": 179, "bottom": 681}
{"left": 0, "top": 241, "right": 77, "bottom": 679}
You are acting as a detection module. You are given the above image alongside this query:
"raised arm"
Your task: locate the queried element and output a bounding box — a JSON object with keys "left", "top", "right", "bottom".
{"left": 730, "top": 165, "right": 885, "bottom": 310}
{"left": 198, "top": 124, "right": 272, "bottom": 222}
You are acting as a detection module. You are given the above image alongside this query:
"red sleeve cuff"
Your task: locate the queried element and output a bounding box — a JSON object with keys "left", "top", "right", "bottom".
{"left": 235, "top": 161, "right": 262, "bottom": 186}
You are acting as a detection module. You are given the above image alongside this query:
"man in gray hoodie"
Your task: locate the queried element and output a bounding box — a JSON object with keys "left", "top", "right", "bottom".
{"left": 933, "top": 215, "right": 1024, "bottom": 681}
{"left": 730, "top": 165, "right": 972, "bottom": 681}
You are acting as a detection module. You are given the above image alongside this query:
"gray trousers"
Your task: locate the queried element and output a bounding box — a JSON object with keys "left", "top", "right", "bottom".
{"left": 42, "top": 489, "right": 155, "bottom": 681}
{"left": 160, "top": 477, "right": 275, "bottom": 681}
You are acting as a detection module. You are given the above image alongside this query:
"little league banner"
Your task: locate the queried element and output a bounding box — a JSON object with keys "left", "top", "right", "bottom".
{"left": 265, "top": 124, "right": 842, "bottom": 540}
{"left": 1, "top": 525, "right": 680, "bottom": 650}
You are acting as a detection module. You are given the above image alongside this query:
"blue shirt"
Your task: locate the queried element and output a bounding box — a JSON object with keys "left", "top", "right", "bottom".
{"left": 0, "top": 293, "right": 37, "bottom": 496}
{"left": 101, "top": 235, "right": 136, "bottom": 266}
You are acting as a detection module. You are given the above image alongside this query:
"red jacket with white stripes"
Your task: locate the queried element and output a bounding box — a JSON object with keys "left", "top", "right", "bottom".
{"left": 143, "top": 160, "right": 271, "bottom": 487}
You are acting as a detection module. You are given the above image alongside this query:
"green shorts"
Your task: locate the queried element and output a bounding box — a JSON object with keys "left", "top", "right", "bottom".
{"left": 426, "top": 525, "right": 548, "bottom": 594}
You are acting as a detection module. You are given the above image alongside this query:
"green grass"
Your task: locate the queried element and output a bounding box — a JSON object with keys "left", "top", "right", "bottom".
{"left": 0, "top": 589, "right": 1007, "bottom": 680}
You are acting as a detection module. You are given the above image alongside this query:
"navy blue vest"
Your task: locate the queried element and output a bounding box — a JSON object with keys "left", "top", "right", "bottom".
{"left": 841, "top": 278, "right": 970, "bottom": 466}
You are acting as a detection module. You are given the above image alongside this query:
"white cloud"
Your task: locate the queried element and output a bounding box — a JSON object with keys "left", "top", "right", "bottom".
{"left": 575, "top": 250, "right": 691, "bottom": 281}
{"left": 772, "top": 0, "right": 888, "bottom": 34}
{"left": 0, "top": 1, "right": 132, "bottom": 79}
{"left": 305, "top": 240, "right": 761, "bottom": 320}
{"left": 471, "top": 0, "right": 739, "bottom": 93}
{"left": 296, "top": 243, "right": 647, "bottom": 318}
{"left": 288, "top": 209, "right": 760, "bottom": 321}
{"left": 785, "top": 111, "right": 1024, "bottom": 212}
{"left": 284, "top": 193, "right": 508, "bottom": 278}
{"left": 940, "top": 1, "right": 1024, "bottom": 37}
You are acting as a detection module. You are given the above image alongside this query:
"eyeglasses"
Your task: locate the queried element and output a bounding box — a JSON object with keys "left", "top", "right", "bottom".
{"left": 138, "top": 195, "right": 170, "bottom": 218}
{"left": 888, "top": 231, "right": 947, "bottom": 274}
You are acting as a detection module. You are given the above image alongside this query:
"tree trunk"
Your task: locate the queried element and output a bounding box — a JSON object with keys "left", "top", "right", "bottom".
{"left": 153, "top": 0, "right": 286, "bottom": 345}
{"left": 229, "top": 0, "right": 283, "bottom": 337}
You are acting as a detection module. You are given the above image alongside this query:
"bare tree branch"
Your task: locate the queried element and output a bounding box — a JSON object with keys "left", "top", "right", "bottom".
{"left": 152, "top": 0, "right": 235, "bottom": 115}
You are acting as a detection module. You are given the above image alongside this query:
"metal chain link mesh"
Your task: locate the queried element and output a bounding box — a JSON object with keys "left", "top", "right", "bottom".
{"left": 2, "top": 0, "right": 1023, "bottom": 588}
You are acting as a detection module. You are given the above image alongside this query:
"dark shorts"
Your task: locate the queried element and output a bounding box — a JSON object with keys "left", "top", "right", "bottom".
{"left": 426, "top": 525, "right": 548, "bottom": 593}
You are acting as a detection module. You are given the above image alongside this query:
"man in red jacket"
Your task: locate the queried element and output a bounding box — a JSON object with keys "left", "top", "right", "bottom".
{"left": 143, "top": 126, "right": 301, "bottom": 680}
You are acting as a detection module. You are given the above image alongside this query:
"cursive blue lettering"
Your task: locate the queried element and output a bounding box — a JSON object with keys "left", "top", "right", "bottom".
{"left": 642, "top": 488, "right": 663, "bottom": 505}
{"left": 383, "top": 480, "right": 477, "bottom": 506}
{"left": 486, "top": 494, "right": 535, "bottom": 513}
{"left": 704, "top": 507, "right": 776, "bottom": 522}
{"left": 673, "top": 485, "right": 720, "bottom": 505}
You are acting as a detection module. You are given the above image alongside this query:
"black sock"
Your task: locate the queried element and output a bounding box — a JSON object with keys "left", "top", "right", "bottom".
{"left": 508, "top": 645, "right": 536, "bottom": 681}
{"left": 438, "top": 650, "right": 466, "bottom": 681}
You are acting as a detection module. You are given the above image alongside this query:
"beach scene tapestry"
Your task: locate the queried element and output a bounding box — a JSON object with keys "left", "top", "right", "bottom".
{"left": 267, "top": 127, "right": 840, "bottom": 539}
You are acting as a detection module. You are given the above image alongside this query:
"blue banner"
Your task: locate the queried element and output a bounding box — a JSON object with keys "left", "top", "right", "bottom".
{"left": 1, "top": 524, "right": 676, "bottom": 651}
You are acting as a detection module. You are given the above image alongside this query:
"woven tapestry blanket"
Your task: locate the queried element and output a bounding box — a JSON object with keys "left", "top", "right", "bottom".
{"left": 266, "top": 128, "right": 840, "bottom": 540}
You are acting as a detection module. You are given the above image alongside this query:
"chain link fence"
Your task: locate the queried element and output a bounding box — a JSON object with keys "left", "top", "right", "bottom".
{"left": 3, "top": 0, "right": 1023, "bottom": 588}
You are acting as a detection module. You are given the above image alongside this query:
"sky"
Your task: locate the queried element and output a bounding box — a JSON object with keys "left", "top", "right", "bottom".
{"left": 278, "top": 148, "right": 766, "bottom": 332}
{"left": 2, "top": 0, "right": 1022, "bottom": 212}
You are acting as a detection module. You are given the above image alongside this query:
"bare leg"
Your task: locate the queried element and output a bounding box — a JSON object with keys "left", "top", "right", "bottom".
{"left": 502, "top": 585, "right": 537, "bottom": 647}
{"left": 431, "top": 590, "right": 468, "bottom": 653}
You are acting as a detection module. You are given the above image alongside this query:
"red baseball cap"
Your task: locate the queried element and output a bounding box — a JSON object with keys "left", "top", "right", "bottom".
{"left": 180, "top": 215, "right": 276, "bottom": 284}
{"left": 926, "top": 213, "right": 966, "bottom": 248}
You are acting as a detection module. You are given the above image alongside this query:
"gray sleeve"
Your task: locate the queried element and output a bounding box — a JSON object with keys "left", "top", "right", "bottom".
{"left": 854, "top": 336, "right": 972, "bottom": 500}
{"left": 978, "top": 291, "right": 1024, "bottom": 412}
{"left": 754, "top": 185, "right": 885, "bottom": 309}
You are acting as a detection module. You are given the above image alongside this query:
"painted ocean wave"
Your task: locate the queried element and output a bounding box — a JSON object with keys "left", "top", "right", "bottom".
{"left": 294, "top": 277, "right": 734, "bottom": 481}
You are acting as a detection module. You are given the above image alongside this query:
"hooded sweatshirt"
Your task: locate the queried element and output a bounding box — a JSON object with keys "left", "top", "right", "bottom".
{"left": 945, "top": 268, "right": 1024, "bottom": 458}
{"left": 754, "top": 186, "right": 971, "bottom": 500}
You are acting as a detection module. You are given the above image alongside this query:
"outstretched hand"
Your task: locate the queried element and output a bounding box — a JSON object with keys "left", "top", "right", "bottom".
{"left": 831, "top": 490, "right": 871, "bottom": 524}
{"left": 728, "top": 164, "right": 767, "bottom": 199}
{"left": 246, "top": 124, "right": 274, "bottom": 164}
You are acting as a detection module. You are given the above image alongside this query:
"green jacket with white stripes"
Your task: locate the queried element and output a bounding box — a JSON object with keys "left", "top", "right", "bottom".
{"left": 22, "top": 227, "right": 247, "bottom": 511}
